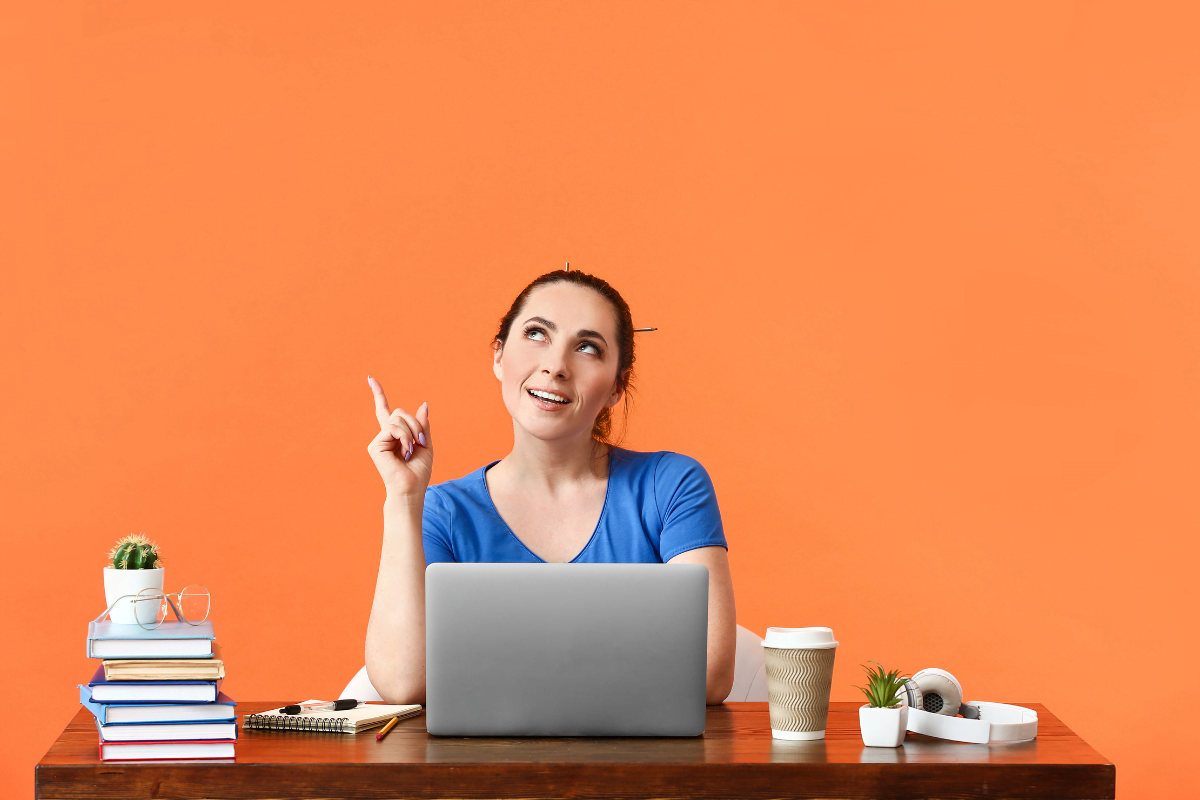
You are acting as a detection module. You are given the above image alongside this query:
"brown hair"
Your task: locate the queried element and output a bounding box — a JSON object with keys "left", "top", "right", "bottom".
{"left": 492, "top": 269, "right": 635, "bottom": 445}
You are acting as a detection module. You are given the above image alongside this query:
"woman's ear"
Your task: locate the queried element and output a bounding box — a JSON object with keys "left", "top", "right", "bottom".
{"left": 492, "top": 342, "right": 504, "bottom": 382}
{"left": 605, "top": 368, "right": 631, "bottom": 409}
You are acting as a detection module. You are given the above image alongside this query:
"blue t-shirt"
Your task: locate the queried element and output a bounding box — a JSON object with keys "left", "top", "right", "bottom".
{"left": 422, "top": 448, "right": 726, "bottom": 564}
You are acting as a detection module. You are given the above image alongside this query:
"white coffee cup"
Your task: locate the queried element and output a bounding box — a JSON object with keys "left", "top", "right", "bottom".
{"left": 762, "top": 627, "right": 839, "bottom": 740}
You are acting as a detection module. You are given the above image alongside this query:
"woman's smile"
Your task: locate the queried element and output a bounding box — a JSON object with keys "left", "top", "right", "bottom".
{"left": 526, "top": 386, "right": 572, "bottom": 409}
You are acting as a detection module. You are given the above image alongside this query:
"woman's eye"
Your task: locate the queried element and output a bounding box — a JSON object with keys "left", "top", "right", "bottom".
{"left": 524, "top": 326, "right": 546, "bottom": 341}
{"left": 578, "top": 341, "right": 600, "bottom": 355}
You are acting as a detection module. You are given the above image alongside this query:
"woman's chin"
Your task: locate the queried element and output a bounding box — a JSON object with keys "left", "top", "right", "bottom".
{"left": 514, "top": 415, "right": 589, "bottom": 443}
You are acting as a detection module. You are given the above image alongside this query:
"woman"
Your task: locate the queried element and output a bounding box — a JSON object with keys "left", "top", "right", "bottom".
{"left": 364, "top": 269, "right": 736, "bottom": 705}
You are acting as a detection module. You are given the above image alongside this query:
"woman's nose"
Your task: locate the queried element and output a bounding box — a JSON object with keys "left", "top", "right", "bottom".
{"left": 540, "top": 347, "right": 570, "bottom": 378}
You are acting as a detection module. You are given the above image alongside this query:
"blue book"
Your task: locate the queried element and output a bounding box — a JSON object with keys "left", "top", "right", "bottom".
{"left": 86, "top": 665, "right": 222, "bottom": 704}
{"left": 79, "top": 685, "right": 236, "bottom": 724}
{"left": 87, "top": 619, "right": 215, "bottom": 659}
{"left": 93, "top": 715, "right": 238, "bottom": 743}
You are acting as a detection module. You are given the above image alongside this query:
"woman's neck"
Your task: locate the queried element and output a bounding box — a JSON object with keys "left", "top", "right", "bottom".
{"left": 496, "top": 425, "right": 610, "bottom": 492}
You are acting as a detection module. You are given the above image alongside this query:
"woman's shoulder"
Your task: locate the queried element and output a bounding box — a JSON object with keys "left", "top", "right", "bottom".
{"left": 610, "top": 447, "right": 713, "bottom": 486}
{"left": 611, "top": 446, "right": 707, "bottom": 468}
{"left": 424, "top": 461, "right": 497, "bottom": 510}
{"left": 610, "top": 448, "right": 721, "bottom": 530}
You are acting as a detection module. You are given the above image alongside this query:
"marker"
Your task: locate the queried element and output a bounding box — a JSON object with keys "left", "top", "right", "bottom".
{"left": 281, "top": 699, "right": 361, "bottom": 715}
{"left": 376, "top": 716, "right": 400, "bottom": 741}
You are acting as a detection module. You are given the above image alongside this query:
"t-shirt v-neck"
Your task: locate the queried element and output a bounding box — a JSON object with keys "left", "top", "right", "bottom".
{"left": 479, "top": 458, "right": 612, "bottom": 564}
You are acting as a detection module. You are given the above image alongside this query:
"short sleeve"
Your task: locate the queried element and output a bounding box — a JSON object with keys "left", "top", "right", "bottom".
{"left": 422, "top": 485, "right": 457, "bottom": 565}
{"left": 653, "top": 453, "right": 727, "bottom": 562}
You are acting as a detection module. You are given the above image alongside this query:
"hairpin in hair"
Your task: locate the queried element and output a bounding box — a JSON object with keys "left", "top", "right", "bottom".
{"left": 565, "top": 261, "right": 570, "bottom": 272}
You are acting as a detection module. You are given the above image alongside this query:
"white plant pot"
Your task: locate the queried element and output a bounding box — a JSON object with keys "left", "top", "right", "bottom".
{"left": 103, "top": 567, "right": 164, "bottom": 625}
{"left": 859, "top": 704, "right": 908, "bottom": 747}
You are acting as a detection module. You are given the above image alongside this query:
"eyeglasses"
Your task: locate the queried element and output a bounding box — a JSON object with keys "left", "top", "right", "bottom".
{"left": 95, "top": 585, "right": 211, "bottom": 631}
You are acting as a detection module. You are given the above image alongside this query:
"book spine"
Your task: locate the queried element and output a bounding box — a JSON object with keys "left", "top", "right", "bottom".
{"left": 243, "top": 714, "right": 350, "bottom": 733}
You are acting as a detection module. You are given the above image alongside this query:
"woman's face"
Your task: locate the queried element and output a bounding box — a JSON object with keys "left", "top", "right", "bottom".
{"left": 493, "top": 282, "right": 625, "bottom": 443}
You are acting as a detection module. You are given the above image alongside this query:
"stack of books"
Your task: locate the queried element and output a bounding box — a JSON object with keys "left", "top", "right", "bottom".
{"left": 80, "top": 616, "right": 236, "bottom": 761}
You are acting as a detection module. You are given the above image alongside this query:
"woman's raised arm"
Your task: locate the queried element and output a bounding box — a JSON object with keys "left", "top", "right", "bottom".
{"left": 364, "top": 376, "right": 432, "bottom": 705}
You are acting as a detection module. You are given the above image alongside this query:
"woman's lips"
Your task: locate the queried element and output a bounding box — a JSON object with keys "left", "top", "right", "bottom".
{"left": 526, "top": 388, "right": 571, "bottom": 410}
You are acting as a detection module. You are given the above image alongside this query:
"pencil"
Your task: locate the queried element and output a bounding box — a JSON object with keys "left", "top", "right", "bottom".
{"left": 376, "top": 716, "right": 399, "bottom": 741}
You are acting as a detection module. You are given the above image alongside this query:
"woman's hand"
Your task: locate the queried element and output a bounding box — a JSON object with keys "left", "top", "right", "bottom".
{"left": 367, "top": 376, "right": 433, "bottom": 500}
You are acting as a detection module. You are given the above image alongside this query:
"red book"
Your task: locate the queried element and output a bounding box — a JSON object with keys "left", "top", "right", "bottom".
{"left": 98, "top": 739, "right": 235, "bottom": 761}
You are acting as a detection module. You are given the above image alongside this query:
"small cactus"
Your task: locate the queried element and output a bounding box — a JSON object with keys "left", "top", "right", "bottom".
{"left": 107, "top": 534, "right": 163, "bottom": 570}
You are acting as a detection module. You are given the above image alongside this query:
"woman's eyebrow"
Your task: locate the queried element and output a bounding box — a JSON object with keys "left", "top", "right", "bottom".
{"left": 524, "top": 316, "right": 557, "bottom": 331}
{"left": 576, "top": 329, "right": 608, "bottom": 345}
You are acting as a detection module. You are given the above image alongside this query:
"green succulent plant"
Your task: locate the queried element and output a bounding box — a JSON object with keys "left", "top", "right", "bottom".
{"left": 107, "top": 534, "right": 163, "bottom": 570}
{"left": 854, "top": 661, "right": 908, "bottom": 708}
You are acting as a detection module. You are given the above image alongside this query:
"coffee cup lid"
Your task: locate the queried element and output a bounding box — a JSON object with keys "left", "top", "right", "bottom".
{"left": 762, "top": 627, "right": 838, "bottom": 649}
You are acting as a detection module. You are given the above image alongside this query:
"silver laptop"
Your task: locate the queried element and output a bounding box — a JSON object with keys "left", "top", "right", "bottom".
{"left": 425, "top": 563, "right": 708, "bottom": 737}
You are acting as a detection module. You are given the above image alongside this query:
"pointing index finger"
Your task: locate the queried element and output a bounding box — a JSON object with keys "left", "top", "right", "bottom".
{"left": 368, "top": 376, "right": 392, "bottom": 427}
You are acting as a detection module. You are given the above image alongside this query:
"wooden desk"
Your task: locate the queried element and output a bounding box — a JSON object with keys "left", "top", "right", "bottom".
{"left": 37, "top": 701, "right": 1114, "bottom": 799}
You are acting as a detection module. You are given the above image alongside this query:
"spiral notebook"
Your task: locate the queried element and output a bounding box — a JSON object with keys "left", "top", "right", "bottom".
{"left": 243, "top": 701, "right": 422, "bottom": 734}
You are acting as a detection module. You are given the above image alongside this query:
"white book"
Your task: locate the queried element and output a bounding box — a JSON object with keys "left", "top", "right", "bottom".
{"left": 87, "top": 620, "right": 215, "bottom": 659}
{"left": 96, "top": 718, "right": 237, "bottom": 742}
{"left": 88, "top": 682, "right": 219, "bottom": 703}
{"left": 106, "top": 701, "right": 236, "bottom": 724}
{"left": 91, "top": 638, "right": 213, "bottom": 658}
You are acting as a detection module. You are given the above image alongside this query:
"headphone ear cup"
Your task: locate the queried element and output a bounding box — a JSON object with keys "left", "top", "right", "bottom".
{"left": 911, "top": 669, "right": 963, "bottom": 716}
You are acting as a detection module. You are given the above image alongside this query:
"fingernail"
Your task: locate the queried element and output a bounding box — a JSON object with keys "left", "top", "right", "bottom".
{"left": 418, "top": 433, "right": 426, "bottom": 446}
{"left": 367, "top": 375, "right": 373, "bottom": 386}
{"left": 404, "top": 450, "right": 411, "bottom": 461}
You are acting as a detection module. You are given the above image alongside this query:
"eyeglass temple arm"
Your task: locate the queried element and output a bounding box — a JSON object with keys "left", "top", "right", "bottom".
{"left": 93, "top": 593, "right": 185, "bottom": 624}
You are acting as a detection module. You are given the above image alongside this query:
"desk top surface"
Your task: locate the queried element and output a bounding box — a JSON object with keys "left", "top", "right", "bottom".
{"left": 36, "top": 701, "right": 1115, "bottom": 800}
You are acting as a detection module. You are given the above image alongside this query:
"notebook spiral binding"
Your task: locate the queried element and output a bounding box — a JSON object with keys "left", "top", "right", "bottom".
{"left": 244, "top": 713, "right": 349, "bottom": 733}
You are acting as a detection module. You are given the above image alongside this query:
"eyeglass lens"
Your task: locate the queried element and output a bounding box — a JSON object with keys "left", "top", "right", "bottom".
{"left": 179, "top": 584, "right": 211, "bottom": 624}
{"left": 132, "top": 589, "right": 169, "bottom": 630}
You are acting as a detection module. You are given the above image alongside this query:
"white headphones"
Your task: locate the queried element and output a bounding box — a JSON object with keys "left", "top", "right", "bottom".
{"left": 901, "top": 668, "right": 1038, "bottom": 744}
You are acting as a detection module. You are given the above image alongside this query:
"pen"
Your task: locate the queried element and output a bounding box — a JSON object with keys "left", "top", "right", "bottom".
{"left": 281, "top": 699, "right": 361, "bottom": 715}
{"left": 376, "top": 716, "right": 399, "bottom": 741}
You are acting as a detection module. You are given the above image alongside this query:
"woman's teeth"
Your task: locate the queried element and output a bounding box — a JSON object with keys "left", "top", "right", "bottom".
{"left": 528, "top": 389, "right": 570, "bottom": 404}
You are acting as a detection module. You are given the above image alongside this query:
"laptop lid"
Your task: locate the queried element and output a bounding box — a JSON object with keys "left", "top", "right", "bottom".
{"left": 426, "top": 563, "right": 708, "bottom": 737}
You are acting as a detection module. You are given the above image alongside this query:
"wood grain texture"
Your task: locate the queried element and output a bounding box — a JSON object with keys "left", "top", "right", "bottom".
{"left": 36, "top": 701, "right": 1115, "bottom": 799}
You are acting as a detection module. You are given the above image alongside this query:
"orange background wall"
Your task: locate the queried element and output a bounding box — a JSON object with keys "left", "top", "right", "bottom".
{"left": 2, "top": 2, "right": 1197, "bottom": 798}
